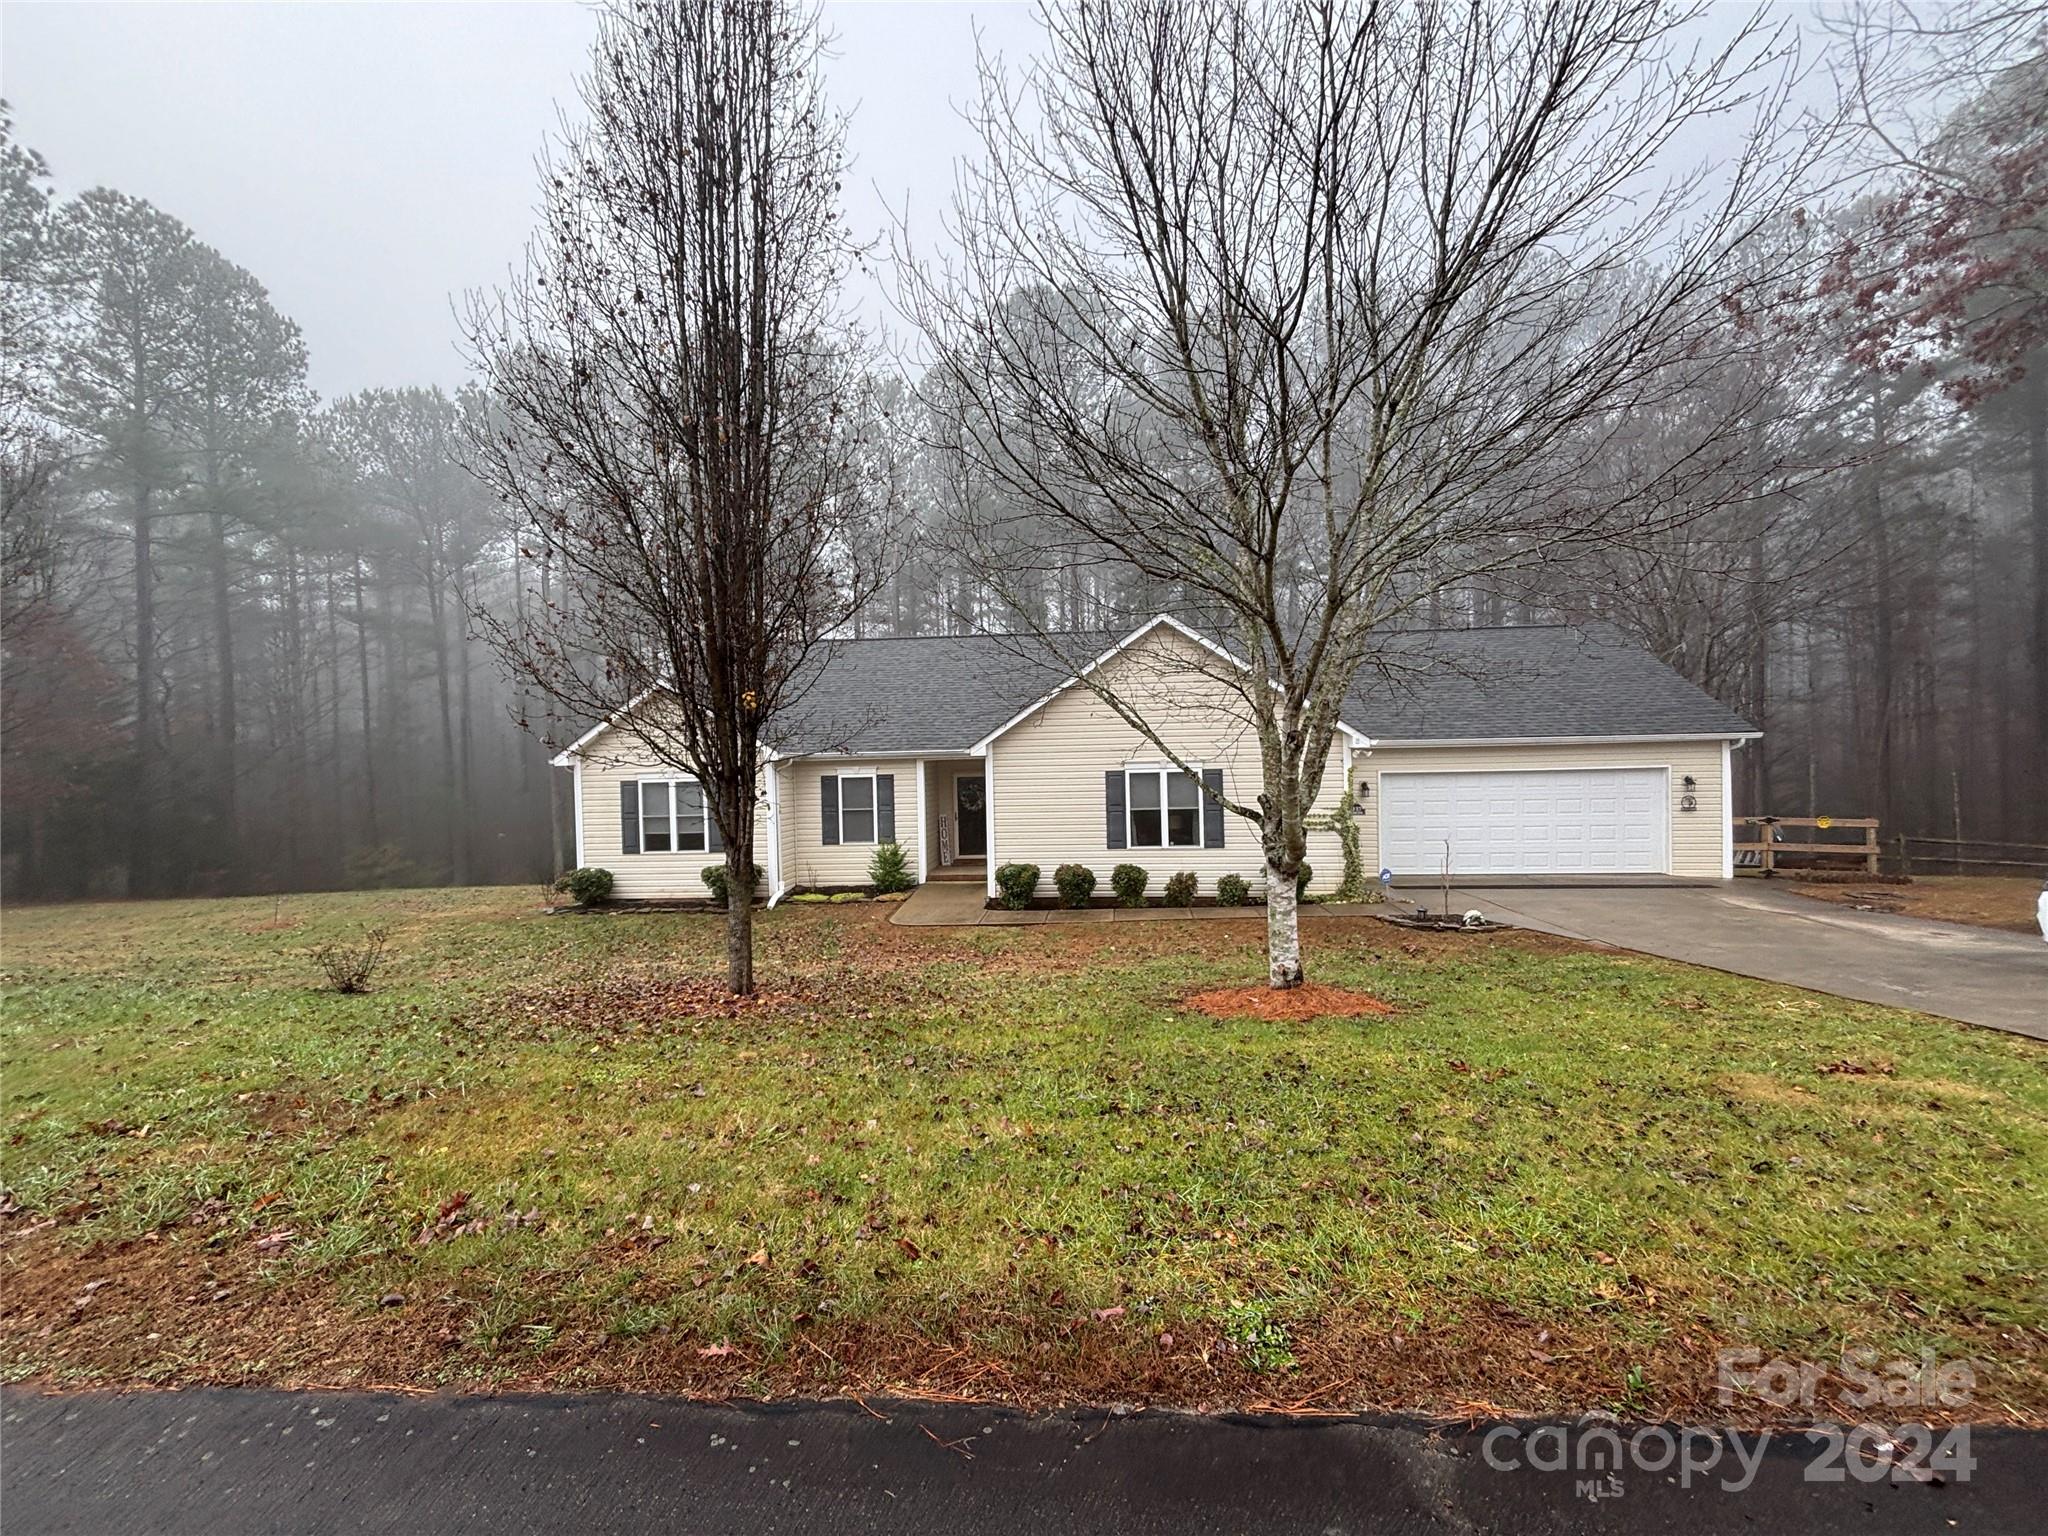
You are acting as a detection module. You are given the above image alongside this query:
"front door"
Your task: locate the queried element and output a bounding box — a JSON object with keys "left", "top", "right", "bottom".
{"left": 955, "top": 775, "right": 987, "bottom": 857}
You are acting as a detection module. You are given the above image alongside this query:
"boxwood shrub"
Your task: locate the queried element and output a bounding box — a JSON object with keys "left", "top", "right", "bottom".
{"left": 553, "top": 866, "right": 614, "bottom": 905}
{"left": 1215, "top": 873, "right": 1250, "bottom": 906}
{"left": 701, "top": 862, "right": 765, "bottom": 907}
{"left": 1163, "top": 870, "right": 1198, "bottom": 906}
{"left": 994, "top": 862, "right": 1041, "bottom": 910}
{"left": 1110, "top": 863, "right": 1149, "bottom": 907}
{"left": 1053, "top": 863, "right": 1097, "bottom": 908}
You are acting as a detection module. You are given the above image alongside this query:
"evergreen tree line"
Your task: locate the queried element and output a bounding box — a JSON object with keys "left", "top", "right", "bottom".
{"left": 2, "top": 17, "right": 2042, "bottom": 903}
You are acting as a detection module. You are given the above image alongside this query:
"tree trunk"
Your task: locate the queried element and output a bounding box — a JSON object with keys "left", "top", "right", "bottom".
{"left": 455, "top": 564, "right": 476, "bottom": 883}
{"left": 131, "top": 477, "right": 157, "bottom": 898}
{"left": 1863, "top": 383, "right": 1895, "bottom": 830}
{"left": 1264, "top": 861, "right": 1302, "bottom": 988}
{"left": 1745, "top": 496, "right": 1769, "bottom": 816}
{"left": 426, "top": 568, "right": 464, "bottom": 883}
{"left": 207, "top": 505, "right": 238, "bottom": 884}
{"left": 725, "top": 836, "right": 757, "bottom": 996}
{"left": 354, "top": 553, "right": 379, "bottom": 844}
{"left": 2028, "top": 363, "right": 2048, "bottom": 837}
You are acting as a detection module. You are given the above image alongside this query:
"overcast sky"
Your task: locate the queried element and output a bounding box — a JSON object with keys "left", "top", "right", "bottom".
{"left": 2, "top": 0, "right": 1044, "bottom": 399}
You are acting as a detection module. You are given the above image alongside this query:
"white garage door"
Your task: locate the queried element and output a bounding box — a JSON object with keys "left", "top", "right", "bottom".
{"left": 1380, "top": 768, "right": 1669, "bottom": 876}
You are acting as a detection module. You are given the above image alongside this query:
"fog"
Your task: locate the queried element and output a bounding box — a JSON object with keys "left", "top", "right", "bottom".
{"left": 1, "top": 0, "right": 1044, "bottom": 396}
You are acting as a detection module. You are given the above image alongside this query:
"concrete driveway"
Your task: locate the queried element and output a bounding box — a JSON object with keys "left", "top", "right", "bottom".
{"left": 1432, "top": 882, "right": 2046, "bottom": 1040}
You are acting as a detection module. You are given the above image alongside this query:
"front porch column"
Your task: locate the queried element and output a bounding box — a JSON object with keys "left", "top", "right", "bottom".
{"left": 915, "top": 758, "right": 929, "bottom": 885}
{"left": 982, "top": 747, "right": 997, "bottom": 901}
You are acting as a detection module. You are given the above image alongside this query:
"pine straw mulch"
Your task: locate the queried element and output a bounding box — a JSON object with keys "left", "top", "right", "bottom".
{"left": 9, "top": 1226, "right": 2040, "bottom": 1425}
{"left": 1182, "top": 981, "right": 1397, "bottom": 1022}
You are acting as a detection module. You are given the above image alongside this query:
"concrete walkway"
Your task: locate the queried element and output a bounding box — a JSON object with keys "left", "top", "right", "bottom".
{"left": 1432, "top": 882, "right": 2047, "bottom": 1040}
{"left": 6, "top": 1387, "right": 2034, "bottom": 1535}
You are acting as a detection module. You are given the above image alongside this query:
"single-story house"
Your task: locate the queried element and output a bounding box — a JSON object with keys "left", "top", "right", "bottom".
{"left": 550, "top": 615, "right": 1758, "bottom": 903}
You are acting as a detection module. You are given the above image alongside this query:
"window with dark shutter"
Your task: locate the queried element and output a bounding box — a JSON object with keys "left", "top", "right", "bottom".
{"left": 1201, "top": 768, "right": 1225, "bottom": 848}
{"left": 820, "top": 774, "right": 840, "bottom": 844}
{"left": 619, "top": 781, "right": 641, "bottom": 855}
{"left": 1105, "top": 771, "right": 1126, "bottom": 848}
{"left": 876, "top": 774, "right": 896, "bottom": 843}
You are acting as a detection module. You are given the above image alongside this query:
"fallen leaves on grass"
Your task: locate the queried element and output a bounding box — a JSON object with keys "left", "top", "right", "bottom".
{"left": 480, "top": 974, "right": 815, "bottom": 1042}
{"left": 414, "top": 1191, "right": 545, "bottom": 1246}
{"left": 1182, "top": 981, "right": 1396, "bottom": 1022}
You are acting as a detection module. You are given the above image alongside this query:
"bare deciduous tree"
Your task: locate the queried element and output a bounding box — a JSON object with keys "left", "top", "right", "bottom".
{"left": 907, "top": 0, "right": 1831, "bottom": 987}
{"left": 465, "top": 0, "right": 896, "bottom": 994}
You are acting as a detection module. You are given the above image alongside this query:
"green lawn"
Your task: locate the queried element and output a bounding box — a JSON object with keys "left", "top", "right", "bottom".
{"left": 2, "top": 888, "right": 2042, "bottom": 1420}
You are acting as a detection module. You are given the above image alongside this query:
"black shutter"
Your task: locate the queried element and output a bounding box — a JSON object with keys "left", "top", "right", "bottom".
{"left": 1105, "top": 771, "right": 1126, "bottom": 849}
{"left": 820, "top": 774, "right": 840, "bottom": 845}
{"left": 706, "top": 784, "right": 725, "bottom": 853}
{"left": 1202, "top": 768, "right": 1225, "bottom": 848}
{"left": 876, "top": 774, "right": 896, "bottom": 843}
{"left": 619, "top": 780, "right": 641, "bottom": 855}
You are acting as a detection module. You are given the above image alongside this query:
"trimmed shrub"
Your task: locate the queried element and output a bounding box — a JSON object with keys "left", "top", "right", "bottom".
{"left": 1215, "top": 873, "right": 1250, "bottom": 906}
{"left": 1163, "top": 870, "right": 1198, "bottom": 907}
{"left": 553, "top": 866, "right": 615, "bottom": 905}
{"left": 1110, "top": 863, "right": 1149, "bottom": 907}
{"left": 993, "top": 862, "right": 1040, "bottom": 910}
{"left": 869, "top": 841, "right": 914, "bottom": 893}
{"left": 1294, "top": 862, "right": 1313, "bottom": 898}
{"left": 701, "top": 862, "right": 765, "bottom": 907}
{"left": 1053, "top": 863, "right": 1097, "bottom": 908}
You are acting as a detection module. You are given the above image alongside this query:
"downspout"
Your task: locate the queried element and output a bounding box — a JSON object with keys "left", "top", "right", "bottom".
{"left": 571, "top": 758, "right": 586, "bottom": 870}
{"left": 1721, "top": 739, "right": 1737, "bottom": 881}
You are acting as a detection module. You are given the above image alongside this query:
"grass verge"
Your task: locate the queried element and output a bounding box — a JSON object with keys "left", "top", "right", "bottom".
{"left": 3, "top": 888, "right": 2042, "bottom": 1421}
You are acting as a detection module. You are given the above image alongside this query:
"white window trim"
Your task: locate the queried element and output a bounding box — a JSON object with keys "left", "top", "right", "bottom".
{"left": 635, "top": 774, "right": 712, "bottom": 855}
{"left": 829, "top": 769, "right": 882, "bottom": 846}
{"left": 1124, "top": 763, "right": 1203, "bottom": 850}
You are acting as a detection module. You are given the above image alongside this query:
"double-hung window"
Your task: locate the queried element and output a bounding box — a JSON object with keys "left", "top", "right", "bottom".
{"left": 834, "top": 772, "right": 877, "bottom": 844}
{"left": 637, "top": 777, "right": 709, "bottom": 853}
{"left": 1126, "top": 767, "right": 1200, "bottom": 849}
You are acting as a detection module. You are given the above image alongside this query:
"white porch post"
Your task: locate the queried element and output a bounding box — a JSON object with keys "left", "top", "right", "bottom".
{"left": 982, "top": 746, "right": 997, "bottom": 901}
{"left": 915, "top": 758, "right": 929, "bottom": 885}
{"left": 765, "top": 757, "right": 786, "bottom": 906}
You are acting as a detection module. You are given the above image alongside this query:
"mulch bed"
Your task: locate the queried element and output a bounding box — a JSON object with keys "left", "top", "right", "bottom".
{"left": 1182, "top": 981, "right": 1396, "bottom": 1021}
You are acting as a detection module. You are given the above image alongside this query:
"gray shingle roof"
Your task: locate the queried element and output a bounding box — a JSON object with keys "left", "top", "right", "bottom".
{"left": 752, "top": 621, "right": 1751, "bottom": 754}
{"left": 767, "top": 632, "right": 1115, "bottom": 755}
{"left": 1342, "top": 624, "right": 1756, "bottom": 742}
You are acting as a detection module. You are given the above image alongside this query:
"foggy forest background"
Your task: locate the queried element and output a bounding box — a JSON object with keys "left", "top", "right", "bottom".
{"left": 2, "top": 10, "right": 2043, "bottom": 903}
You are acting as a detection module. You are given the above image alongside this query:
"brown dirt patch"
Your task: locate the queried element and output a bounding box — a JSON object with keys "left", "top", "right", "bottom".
{"left": 1182, "top": 981, "right": 1397, "bottom": 1021}
{"left": 1786, "top": 874, "right": 2043, "bottom": 934}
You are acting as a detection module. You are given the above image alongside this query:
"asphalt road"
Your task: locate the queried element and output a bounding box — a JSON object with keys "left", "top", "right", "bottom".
{"left": 3, "top": 1388, "right": 2038, "bottom": 1534}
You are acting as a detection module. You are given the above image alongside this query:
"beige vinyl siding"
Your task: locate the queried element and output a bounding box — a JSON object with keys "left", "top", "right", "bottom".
{"left": 575, "top": 731, "right": 772, "bottom": 901}
{"left": 1355, "top": 739, "right": 1731, "bottom": 879}
{"left": 988, "top": 629, "right": 1349, "bottom": 898}
{"left": 778, "top": 757, "right": 924, "bottom": 890}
